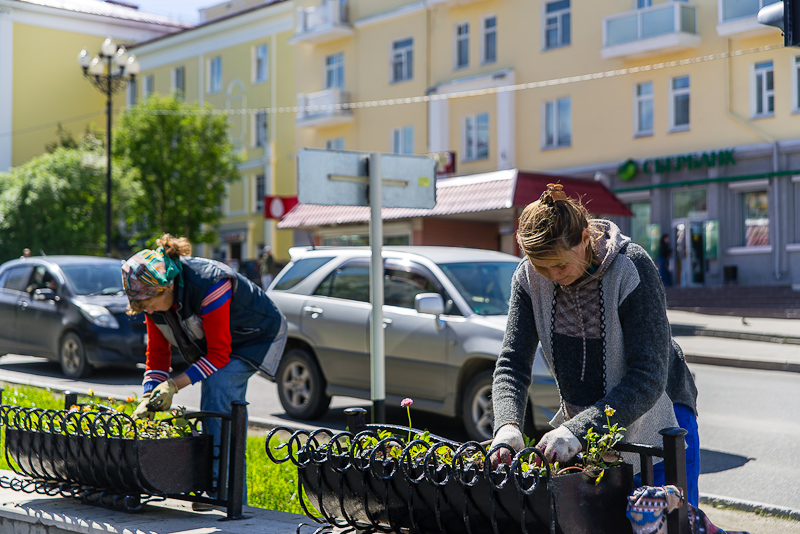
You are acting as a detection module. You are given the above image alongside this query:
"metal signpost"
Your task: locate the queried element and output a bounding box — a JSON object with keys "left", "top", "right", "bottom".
{"left": 296, "top": 148, "right": 436, "bottom": 423}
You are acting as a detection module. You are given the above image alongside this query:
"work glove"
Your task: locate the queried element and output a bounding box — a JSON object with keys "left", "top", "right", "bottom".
{"left": 132, "top": 392, "right": 154, "bottom": 420}
{"left": 147, "top": 378, "right": 178, "bottom": 411}
{"left": 489, "top": 423, "right": 525, "bottom": 467}
{"left": 537, "top": 425, "right": 581, "bottom": 464}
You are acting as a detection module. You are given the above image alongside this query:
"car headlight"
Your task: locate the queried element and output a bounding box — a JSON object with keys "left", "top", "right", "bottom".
{"left": 75, "top": 302, "right": 120, "bottom": 329}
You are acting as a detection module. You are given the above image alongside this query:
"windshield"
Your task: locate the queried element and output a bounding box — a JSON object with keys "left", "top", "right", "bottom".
{"left": 62, "top": 263, "right": 125, "bottom": 296}
{"left": 438, "top": 261, "right": 519, "bottom": 316}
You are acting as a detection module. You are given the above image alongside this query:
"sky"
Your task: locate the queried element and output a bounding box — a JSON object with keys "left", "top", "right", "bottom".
{"left": 127, "top": 0, "right": 221, "bottom": 25}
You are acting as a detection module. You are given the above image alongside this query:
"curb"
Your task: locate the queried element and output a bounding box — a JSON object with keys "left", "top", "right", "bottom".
{"left": 671, "top": 325, "right": 800, "bottom": 345}
{"left": 683, "top": 353, "right": 800, "bottom": 373}
{"left": 700, "top": 493, "right": 800, "bottom": 522}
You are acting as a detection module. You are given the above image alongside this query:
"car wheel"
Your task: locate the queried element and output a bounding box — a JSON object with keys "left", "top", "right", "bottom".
{"left": 59, "top": 332, "right": 92, "bottom": 379}
{"left": 276, "top": 347, "right": 331, "bottom": 420}
{"left": 462, "top": 370, "right": 494, "bottom": 442}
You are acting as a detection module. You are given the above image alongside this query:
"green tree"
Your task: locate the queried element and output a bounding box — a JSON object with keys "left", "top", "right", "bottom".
{"left": 113, "top": 94, "right": 241, "bottom": 246}
{"left": 0, "top": 141, "right": 140, "bottom": 262}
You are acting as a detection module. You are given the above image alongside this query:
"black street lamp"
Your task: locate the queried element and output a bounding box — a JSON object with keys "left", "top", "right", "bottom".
{"left": 78, "top": 37, "right": 139, "bottom": 256}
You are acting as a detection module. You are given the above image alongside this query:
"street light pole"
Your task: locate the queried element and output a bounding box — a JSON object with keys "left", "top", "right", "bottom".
{"left": 78, "top": 38, "right": 139, "bottom": 256}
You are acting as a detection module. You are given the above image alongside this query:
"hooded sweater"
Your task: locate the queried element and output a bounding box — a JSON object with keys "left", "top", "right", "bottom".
{"left": 492, "top": 220, "right": 697, "bottom": 457}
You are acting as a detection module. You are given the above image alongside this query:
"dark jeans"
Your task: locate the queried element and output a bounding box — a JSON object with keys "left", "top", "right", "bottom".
{"left": 657, "top": 257, "right": 673, "bottom": 287}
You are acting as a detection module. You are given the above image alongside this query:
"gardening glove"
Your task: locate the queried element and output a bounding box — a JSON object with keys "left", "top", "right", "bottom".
{"left": 489, "top": 423, "right": 524, "bottom": 467}
{"left": 537, "top": 425, "right": 581, "bottom": 464}
{"left": 147, "top": 379, "right": 178, "bottom": 411}
{"left": 132, "top": 392, "right": 154, "bottom": 420}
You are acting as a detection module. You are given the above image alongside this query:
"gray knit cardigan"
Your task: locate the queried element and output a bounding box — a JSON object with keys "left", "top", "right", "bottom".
{"left": 492, "top": 220, "right": 697, "bottom": 459}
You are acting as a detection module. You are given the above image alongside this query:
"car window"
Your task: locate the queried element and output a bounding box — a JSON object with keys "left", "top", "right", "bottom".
{"left": 25, "top": 266, "right": 59, "bottom": 294}
{"left": 314, "top": 261, "right": 370, "bottom": 302}
{"left": 1, "top": 266, "right": 32, "bottom": 292}
{"left": 273, "top": 256, "right": 335, "bottom": 291}
{"left": 382, "top": 260, "right": 459, "bottom": 313}
{"left": 61, "top": 263, "right": 124, "bottom": 296}
{"left": 438, "top": 261, "right": 518, "bottom": 316}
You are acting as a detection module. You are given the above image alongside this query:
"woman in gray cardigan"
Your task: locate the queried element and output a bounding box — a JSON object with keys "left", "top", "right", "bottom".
{"left": 490, "top": 183, "right": 699, "bottom": 505}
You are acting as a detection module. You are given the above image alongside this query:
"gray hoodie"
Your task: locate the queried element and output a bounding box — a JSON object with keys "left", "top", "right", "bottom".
{"left": 492, "top": 220, "right": 697, "bottom": 460}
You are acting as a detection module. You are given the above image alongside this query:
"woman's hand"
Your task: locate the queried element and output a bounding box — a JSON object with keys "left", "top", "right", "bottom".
{"left": 537, "top": 425, "right": 581, "bottom": 463}
{"left": 147, "top": 378, "right": 179, "bottom": 411}
{"left": 489, "top": 423, "right": 524, "bottom": 466}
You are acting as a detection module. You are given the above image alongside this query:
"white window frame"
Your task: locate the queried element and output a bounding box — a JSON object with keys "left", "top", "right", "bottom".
{"left": 144, "top": 74, "right": 155, "bottom": 98}
{"left": 481, "top": 15, "right": 497, "bottom": 65}
{"left": 727, "top": 180, "right": 772, "bottom": 253}
{"left": 637, "top": 0, "right": 652, "bottom": 8}
{"left": 326, "top": 137, "right": 345, "bottom": 150}
{"left": 325, "top": 52, "right": 344, "bottom": 90}
{"left": 543, "top": 0, "right": 570, "bottom": 50}
{"left": 542, "top": 96, "right": 571, "bottom": 149}
{"left": 390, "top": 37, "right": 413, "bottom": 83}
{"left": 454, "top": 22, "right": 469, "bottom": 70}
{"left": 172, "top": 65, "right": 185, "bottom": 97}
{"left": 254, "top": 173, "right": 265, "bottom": 213}
{"left": 462, "top": 112, "right": 489, "bottom": 161}
{"left": 391, "top": 125, "right": 414, "bottom": 155}
{"left": 669, "top": 75, "right": 690, "bottom": 131}
{"left": 634, "top": 81, "right": 654, "bottom": 137}
{"left": 254, "top": 111, "right": 267, "bottom": 148}
{"left": 752, "top": 60, "right": 774, "bottom": 118}
{"left": 208, "top": 56, "right": 222, "bottom": 94}
{"left": 253, "top": 44, "right": 269, "bottom": 84}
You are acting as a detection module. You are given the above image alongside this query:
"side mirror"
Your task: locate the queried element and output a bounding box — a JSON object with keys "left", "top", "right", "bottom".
{"left": 33, "top": 288, "right": 58, "bottom": 302}
{"left": 414, "top": 292, "right": 445, "bottom": 315}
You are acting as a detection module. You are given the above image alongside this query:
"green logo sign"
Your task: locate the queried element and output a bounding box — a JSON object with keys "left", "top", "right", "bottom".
{"left": 617, "top": 159, "right": 638, "bottom": 181}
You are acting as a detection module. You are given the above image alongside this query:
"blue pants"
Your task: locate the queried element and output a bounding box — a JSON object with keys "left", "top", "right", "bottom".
{"left": 201, "top": 357, "right": 255, "bottom": 500}
{"left": 634, "top": 403, "right": 700, "bottom": 507}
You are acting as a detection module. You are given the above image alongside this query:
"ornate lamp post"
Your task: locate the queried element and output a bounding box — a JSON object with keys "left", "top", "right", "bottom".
{"left": 78, "top": 37, "right": 140, "bottom": 256}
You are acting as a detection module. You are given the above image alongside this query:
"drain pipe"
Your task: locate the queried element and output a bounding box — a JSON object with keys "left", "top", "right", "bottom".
{"left": 773, "top": 142, "right": 782, "bottom": 280}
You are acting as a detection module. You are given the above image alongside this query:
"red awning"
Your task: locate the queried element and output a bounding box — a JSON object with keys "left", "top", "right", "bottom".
{"left": 277, "top": 169, "right": 631, "bottom": 229}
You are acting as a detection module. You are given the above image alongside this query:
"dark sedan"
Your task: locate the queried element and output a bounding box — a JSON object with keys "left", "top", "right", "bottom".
{"left": 0, "top": 255, "right": 147, "bottom": 378}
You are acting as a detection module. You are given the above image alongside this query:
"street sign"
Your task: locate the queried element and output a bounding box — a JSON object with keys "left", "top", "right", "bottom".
{"left": 296, "top": 148, "right": 437, "bottom": 208}
{"left": 264, "top": 195, "right": 298, "bottom": 219}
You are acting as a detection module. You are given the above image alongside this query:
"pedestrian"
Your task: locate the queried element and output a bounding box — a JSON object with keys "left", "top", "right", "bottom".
{"left": 259, "top": 245, "right": 274, "bottom": 290}
{"left": 490, "top": 183, "right": 700, "bottom": 506}
{"left": 658, "top": 233, "right": 673, "bottom": 287}
{"left": 21, "top": 248, "right": 31, "bottom": 258}
{"left": 122, "top": 233, "right": 287, "bottom": 506}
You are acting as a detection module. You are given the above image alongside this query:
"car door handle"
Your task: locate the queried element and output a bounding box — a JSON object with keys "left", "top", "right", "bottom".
{"left": 382, "top": 318, "right": 393, "bottom": 328}
{"left": 17, "top": 301, "right": 28, "bottom": 311}
{"left": 303, "top": 306, "right": 323, "bottom": 319}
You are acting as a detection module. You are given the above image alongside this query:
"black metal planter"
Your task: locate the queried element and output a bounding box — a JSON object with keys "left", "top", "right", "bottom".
{"left": 0, "top": 389, "right": 249, "bottom": 519}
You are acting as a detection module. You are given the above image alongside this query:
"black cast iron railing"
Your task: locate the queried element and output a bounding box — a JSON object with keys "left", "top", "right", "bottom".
{"left": 266, "top": 407, "right": 690, "bottom": 534}
{"left": 0, "top": 388, "right": 248, "bottom": 519}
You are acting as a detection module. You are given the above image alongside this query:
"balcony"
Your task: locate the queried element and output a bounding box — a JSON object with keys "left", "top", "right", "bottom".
{"left": 602, "top": 2, "right": 701, "bottom": 59}
{"left": 295, "top": 88, "right": 353, "bottom": 128}
{"left": 289, "top": 0, "right": 353, "bottom": 45}
{"left": 717, "top": 0, "right": 782, "bottom": 37}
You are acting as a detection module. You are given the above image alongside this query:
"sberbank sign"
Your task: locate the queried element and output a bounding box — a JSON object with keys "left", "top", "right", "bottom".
{"left": 643, "top": 149, "right": 735, "bottom": 174}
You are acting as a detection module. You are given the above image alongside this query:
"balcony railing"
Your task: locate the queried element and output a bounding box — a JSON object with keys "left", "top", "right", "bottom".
{"left": 602, "top": 2, "right": 700, "bottom": 59}
{"left": 289, "top": 0, "right": 353, "bottom": 45}
{"left": 717, "top": 0, "right": 781, "bottom": 36}
{"left": 296, "top": 88, "right": 353, "bottom": 128}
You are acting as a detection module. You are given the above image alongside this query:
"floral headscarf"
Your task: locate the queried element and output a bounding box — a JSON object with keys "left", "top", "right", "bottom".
{"left": 121, "top": 247, "right": 182, "bottom": 300}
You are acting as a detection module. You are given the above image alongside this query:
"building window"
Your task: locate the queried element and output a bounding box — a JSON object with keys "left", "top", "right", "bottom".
{"left": 670, "top": 75, "right": 690, "bottom": 130}
{"left": 391, "top": 126, "right": 414, "bottom": 155}
{"left": 543, "top": 97, "right": 571, "bottom": 148}
{"left": 743, "top": 190, "right": 769, "bottom": 246}
{"left": 254, "top": 44, "right": 268, "bottom": 83}
{"left": 463, "top": 113, "right": 489, "bottom": 161}
{"left": 544, "top": 0, "right": 570, "bottom": 50}
{"left": 173, "top": 66, "right": 185, "bottom": 98}
{"left": 753, "top": 60, "right": 774, "bottom": 117}
{"left": 255, "top": 174, "right": 265, "bottom": 213}
{"left": 635, "top": 81, "right": 654, "bottom": 136}
{"left": 326, "top": 137, "right": 345, "bottom": 150}
{"left": 455, "top": 22, "right": 469, "bottom": 69}
{"left": 127, "top": 79, "right": 137, "bottom": 106}
{"left": 144, "top": 74, "right": 155, "bottom": 98}
{"left": 325, "top": 53, "right": 344, "bottom": 89}
{"left": 209, "top": 56, "right": 222, "bottom": 94}
{"left": 794, "top": 55, "right": 800, "bottom": 112}
{"left": 637, "top": 0, "right": 652, "bottom": 8}
{"left": 254, "top": 111, "right": 267, "bottom": 148}
{"left": 482, "top": 16, "right": 497, "bottom": 64}
{"left": 391, "top": 38, "right": 413, "bottom": 83}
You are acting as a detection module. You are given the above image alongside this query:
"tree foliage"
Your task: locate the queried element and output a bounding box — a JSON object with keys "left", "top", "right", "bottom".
{"left": 113, "top": 94, "right": 242, "bottom": 246}
{"left": 0, "top": 140, "right": 139, "bottom": 262}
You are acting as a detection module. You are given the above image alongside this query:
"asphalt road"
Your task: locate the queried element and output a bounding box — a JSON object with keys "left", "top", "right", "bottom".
{"left": 1, "top": 354, "right": 798, "bottom": 513}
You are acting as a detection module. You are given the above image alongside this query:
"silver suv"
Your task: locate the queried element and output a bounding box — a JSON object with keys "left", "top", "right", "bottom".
{"left": 267, "top": 246, "right": 558, "bottom": 441}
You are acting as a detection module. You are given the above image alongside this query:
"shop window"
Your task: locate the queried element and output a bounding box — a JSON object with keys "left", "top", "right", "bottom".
{"left": 635, "top": 82, "right": 654, "bottom": 136}
{"left": 672, "top": 188, "right": 707, "bottom": 219}
{"left": 743, "top": 190, "right": 769, "bottom": 246}
{"left": 629, "top": 201, "right": 652, "bottom": 250}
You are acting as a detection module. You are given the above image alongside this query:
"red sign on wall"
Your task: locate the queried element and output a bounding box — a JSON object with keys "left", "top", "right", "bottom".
{"left": 264, "top": 195, "right": 299, "bottom": 219}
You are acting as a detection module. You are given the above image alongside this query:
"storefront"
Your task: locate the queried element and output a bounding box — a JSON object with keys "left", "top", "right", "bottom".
{"left": 597, "top": 140, "right": 800, "bottom": 287}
